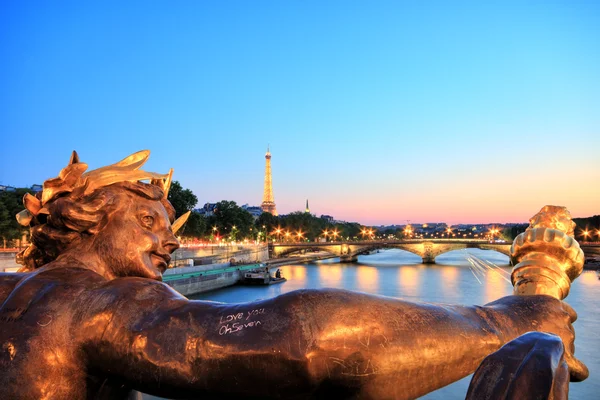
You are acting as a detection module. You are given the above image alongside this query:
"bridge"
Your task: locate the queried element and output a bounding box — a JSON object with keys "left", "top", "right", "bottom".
{"left": 270, "top": 239, "right": 514, "bottom": 264}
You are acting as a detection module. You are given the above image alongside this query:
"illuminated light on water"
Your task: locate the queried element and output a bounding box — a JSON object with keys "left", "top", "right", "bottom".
{"left": 438, "top": 266, "right": 460, "bottom": 299}
{"left": 356, "top": 266, "right": 379, "bottom": 292}
{"left": 318, "top": 265, "right": 343, "bottom": 286}
{"left": 440, "top": 266, "right": 458, "bottom": 281}
{"left": 484, "top": 267, "right": 511, "bottom": 303}
{"left": 283, "top": 265, "right": 306, "bottom": 283}
{"left": 579, "top": 270, "right": 598, "bottom": 286}
{"left": 399, "top": 266, "right": 419, "bottom": 297}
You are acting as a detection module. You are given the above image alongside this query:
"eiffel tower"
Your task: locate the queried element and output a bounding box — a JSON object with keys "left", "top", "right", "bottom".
{"left": 261, "top": 146, "right": 278, "bottom": 216}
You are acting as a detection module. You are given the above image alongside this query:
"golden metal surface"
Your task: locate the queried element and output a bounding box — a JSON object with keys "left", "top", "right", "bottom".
{"left": 17, "top": 150, "right": 173, "bottom": 226}
{"left": 172, "top": 210, "right": 191, "bottom": 235}
{"left": 510, "top": 206, "right": 585, "bottom": 300}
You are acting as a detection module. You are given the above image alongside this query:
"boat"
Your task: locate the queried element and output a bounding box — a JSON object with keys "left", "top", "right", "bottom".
{"left": 240, "top": 268, "right": 287, "bottom": 285}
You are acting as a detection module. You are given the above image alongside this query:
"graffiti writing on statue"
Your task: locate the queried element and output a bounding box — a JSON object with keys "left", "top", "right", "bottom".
{"left": 218, "top": 308, "right": 266, "bottom": 336}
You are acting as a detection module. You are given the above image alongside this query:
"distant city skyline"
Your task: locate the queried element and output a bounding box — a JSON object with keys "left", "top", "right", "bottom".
{"left": 1, "top": 2, "right": 598, "bottom": 225}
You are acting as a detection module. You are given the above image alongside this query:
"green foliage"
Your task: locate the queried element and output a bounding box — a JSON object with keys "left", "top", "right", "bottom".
{"left": 0, "top": 188, "right": 34, "bottom": 246}
{"left": 180, "top": 211, "right": 206, "bottom": 239}
{"left": 167, "top": 181, "right": 198, "bottom": 218}
{"left": 336, "top": 222, "right": 363, "bottom": 240}
{"left": 273, "top": 213, "right": 363, "bottom": 242}
{"left": 280, "top": 211, "right": 324, "bottom": 241}
{"left": 255, "top": 212, "right": 279, "bottom": 232}
{"left": 501, "top": 224, "right": 528, "bottom": 241}
{"left": 206, "top": 201, "right": 254, "bottom": 241}
{"left": 0, "top": 200, "right": 12, "bottom": 243}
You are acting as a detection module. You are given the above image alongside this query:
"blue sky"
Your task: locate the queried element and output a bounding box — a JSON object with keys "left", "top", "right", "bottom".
{"left": 1, "top": 1, "right": 599, "bottom": 225}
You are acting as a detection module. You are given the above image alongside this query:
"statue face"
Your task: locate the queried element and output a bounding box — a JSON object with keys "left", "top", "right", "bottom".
{"left": 92, "top": 192, "right": 179, "bottom": 280}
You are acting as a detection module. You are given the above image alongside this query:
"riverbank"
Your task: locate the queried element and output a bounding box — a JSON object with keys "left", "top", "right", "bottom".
{"left": 163, "top": 262, "right": 265, "bottom": 296}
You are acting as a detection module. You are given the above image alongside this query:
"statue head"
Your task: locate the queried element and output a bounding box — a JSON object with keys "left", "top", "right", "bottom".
{"left": 526, "top": 205, "right": 576, "bottom": 237}
{"left": 16, "top": 151, "right": 188, "bottom": 280}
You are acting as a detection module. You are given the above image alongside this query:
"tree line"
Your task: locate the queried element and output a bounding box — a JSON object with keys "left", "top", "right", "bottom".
{"left": 167, "top": 181, "right": 363, "bottom": 242}
{"left": 3, "top": 181, "right": 598, "bottom": 247}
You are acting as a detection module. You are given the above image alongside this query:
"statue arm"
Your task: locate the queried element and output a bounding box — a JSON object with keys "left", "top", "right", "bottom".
{"left": 78, "top": 280, "right": 580, "bottom": 399}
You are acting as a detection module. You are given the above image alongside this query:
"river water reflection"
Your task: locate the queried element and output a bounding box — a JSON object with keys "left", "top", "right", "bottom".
{"left": 190, "top": 249, "right": 600, "bottom": 399}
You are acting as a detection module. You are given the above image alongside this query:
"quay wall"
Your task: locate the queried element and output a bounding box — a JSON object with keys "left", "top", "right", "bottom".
{"left": 163, "top": 263, "right": 264, "bottom": 296}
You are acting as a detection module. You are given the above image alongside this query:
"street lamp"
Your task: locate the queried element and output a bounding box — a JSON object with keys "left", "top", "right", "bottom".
{"left": 211, "top": 226, "right": 218, "bottom": 244}
{"left": 272, "top": 227, "right": 282, "bottom": 242}
{"left": 332, "top": 229, "right": 339, "bottom": 242}
{"left": 296, "top": 230, "right": 304, "bottom": 242}
{"left": 582, "top": 230, "right": 590, "bottom": 243}
{"left": 360, "top": 228, "right": 368, "bottom": 240}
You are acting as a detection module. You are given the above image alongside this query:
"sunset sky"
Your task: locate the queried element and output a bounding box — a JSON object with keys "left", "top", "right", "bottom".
{"left": 1, "top": 1, "right": 598, "bottom": 225}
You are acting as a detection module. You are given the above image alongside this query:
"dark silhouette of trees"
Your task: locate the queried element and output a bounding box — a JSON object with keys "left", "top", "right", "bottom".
{"left": 167, "top": 181, "right": 198, "bottom": 218}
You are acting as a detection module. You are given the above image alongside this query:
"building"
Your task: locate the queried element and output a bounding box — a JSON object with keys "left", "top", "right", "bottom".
{"left": 320, "top": 215, "right": 334, "bottom": 223}
{"left": 0, "top": 185, "right": 16, "bottom": 192}
{"left": 241, "top": 204, "right": 263, "bottom": 219}
{"left": 260, "top": 146, "right": 278, "bottom": 215}
{"left": 195, "top": 203, "right": 218, "bottom": 217}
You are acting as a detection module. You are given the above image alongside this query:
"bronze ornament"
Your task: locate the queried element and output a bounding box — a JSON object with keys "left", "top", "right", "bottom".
{"left": 0, "top": 152, "right": 588, "bottom": 399}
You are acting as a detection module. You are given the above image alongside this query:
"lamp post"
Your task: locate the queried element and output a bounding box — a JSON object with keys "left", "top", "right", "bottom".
{"left": 231, "top": 225, "right": 237, "bottom": 243}
{"left": 332, "top": 229, "right": 339, "bottom": 242}
{"left": 273, "top": 227, "right": 282, "bottom": 243}
{"left": 211, "top": 226, "right": 218, "bottom": 254}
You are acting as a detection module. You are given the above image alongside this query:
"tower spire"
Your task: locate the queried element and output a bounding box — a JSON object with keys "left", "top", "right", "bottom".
{"left": 305, "top": 199, "right": 310, "bottom": 213}
{"left": 261, "top": 146, "right": 278, "bottom": 216}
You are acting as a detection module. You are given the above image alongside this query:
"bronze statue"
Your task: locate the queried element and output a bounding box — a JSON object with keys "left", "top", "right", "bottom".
{"left": 0, "top": 151, "right": 588, "bottom": 399}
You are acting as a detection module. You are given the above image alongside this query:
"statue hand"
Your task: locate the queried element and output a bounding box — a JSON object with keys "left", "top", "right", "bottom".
{"left": 486, "top": 295, "right": 589, "bottom": 382}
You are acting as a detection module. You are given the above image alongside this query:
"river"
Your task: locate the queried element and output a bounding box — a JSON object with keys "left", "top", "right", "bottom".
{"left": 189, "top": 248, "right": 600, "bottom": 399}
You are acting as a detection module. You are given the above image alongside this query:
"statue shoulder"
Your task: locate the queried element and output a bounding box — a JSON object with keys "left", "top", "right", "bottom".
{"left": 94, "top": 277, "right": 187, "bottom": 305}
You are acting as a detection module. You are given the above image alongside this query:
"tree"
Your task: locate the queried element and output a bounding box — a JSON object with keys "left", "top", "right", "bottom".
{"left": 338, "top": 222, "right": 362, "bottom": 240}
{"left": 501, "top": 224, "right": 528, "bottom": 241}
{"left": 0, "top": 188, "right": 35, "bottom": 247}
{"left": 280, "top": 212, "right": 327, "bottom": 241}
{"left": 167, "top": 181, "right": 198, "bottom": 218}
{"left": 206, "top": 201, "right": 254, "bottom": 241}
{"left": 255, "top": 212, "right": 280, "bottom": 233}
{"left": 0, "top": 200, "right": 13, "bottom": 248}
{"left": 180, "top": 211, "right": 206, "bottom": 239}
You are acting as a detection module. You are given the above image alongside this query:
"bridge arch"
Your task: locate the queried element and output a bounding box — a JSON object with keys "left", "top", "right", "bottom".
{"left": 270, "top": 241, "right": 512, "bottom": 264}
{"left": 347, "top": 244, "right": 426, "bottom": 261}
{"left": 275, "top": 247, "right": 338, "bottom": 258}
